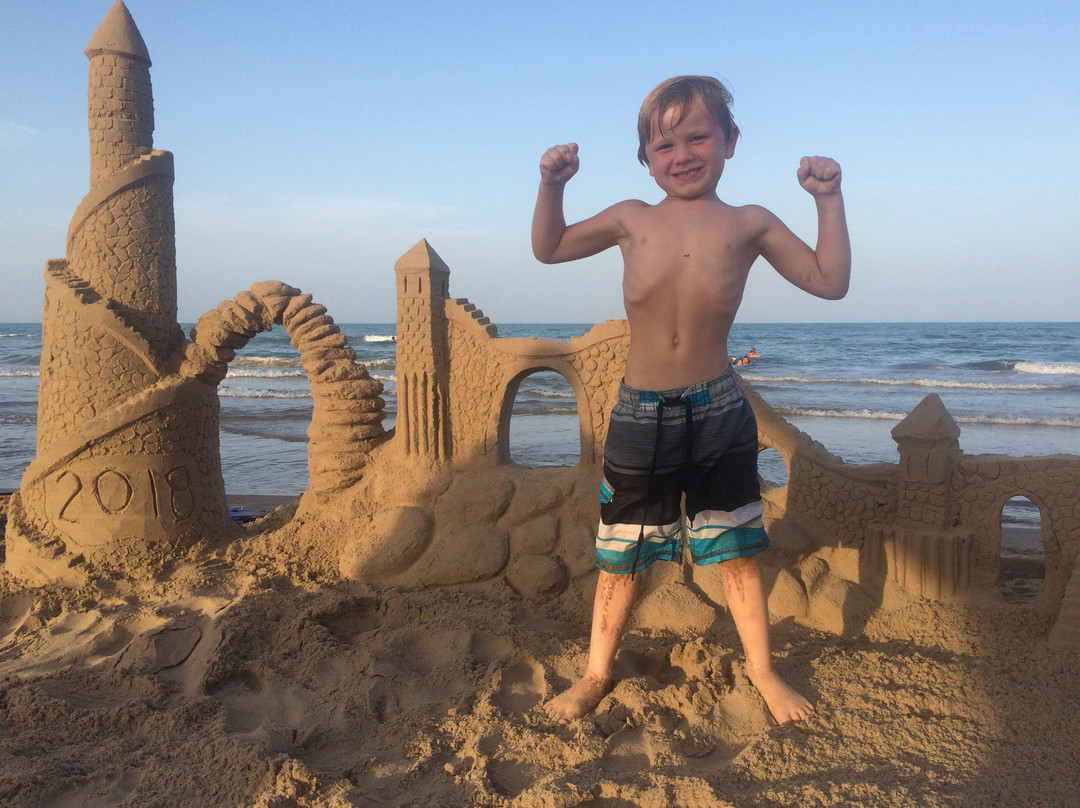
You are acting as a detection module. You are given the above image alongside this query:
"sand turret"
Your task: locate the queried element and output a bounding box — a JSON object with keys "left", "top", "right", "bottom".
{"left": 7, "top": 1, "right": 229, "bottom": 585}
{"left": 395, "top": 240, "right": 452, "bottom": 460}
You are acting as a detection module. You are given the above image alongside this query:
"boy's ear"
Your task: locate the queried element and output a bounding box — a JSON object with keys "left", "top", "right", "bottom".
{"left": 725, "top": 124, "right": 743, "bottom": 157}
{"left": 726, "top": 125, "right": 739, "bottom": 158}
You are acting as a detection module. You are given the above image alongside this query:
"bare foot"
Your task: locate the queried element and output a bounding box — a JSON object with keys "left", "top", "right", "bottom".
{"left": 543, "top": 673, "right": 612, "bottom": 724}
{"left": 745, "top": 665, "right": 814, "bottom": 725}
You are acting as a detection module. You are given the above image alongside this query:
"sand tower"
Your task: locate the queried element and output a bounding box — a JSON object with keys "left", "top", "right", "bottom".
{"left": 6, "top": 2, "right": 230, "bottom": 584}
{"left": 394, "top": 240, "right": 452, "bottom": 461}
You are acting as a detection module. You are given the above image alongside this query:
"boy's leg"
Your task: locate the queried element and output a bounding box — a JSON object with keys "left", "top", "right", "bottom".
{"left": 719, "top": 554, "right": 814, "bottom": 724}
{"left": 543, "top": 569, "right": 639, "bottom": 723}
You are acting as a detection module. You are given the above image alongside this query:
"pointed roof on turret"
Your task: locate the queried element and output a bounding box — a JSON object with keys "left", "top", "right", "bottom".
{"left": 395, "top": 239, "right": 450, "bottom": 275}
{"left": 85, "top": 1, "right": 150, "bottom": 65}
{"left": 891, "top": 393, "right": 961, "bottom": 443}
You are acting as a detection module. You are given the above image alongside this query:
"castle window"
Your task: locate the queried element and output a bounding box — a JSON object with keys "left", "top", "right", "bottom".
{"left": 505, "top": 370, "right": 580, "bottom": 467}
{"left": 757, "top": 447, "right": 789, "bottom": 489}
{"left": 998, "top": 495, "right": 1044, "bottom": 604}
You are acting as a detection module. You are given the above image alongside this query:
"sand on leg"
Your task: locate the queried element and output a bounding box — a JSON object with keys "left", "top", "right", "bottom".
{"left": 544, "top": 569, "right": 640, "bottom": 723}
{"left": 719, "top": 555, "right": 814, "bottom": 724}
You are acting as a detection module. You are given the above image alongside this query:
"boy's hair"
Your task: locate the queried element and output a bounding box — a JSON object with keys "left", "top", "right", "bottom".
{"left": 637, "top": 75, "right": 736, "bottom": 166}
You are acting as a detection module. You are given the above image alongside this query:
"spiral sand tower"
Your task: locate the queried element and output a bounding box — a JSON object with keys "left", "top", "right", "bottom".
{"left": 6, "top": 2, "right": 231, "bottom": 583}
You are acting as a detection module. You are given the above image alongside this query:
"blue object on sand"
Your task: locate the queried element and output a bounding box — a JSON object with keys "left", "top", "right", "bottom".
{"left": 228, "top": 505, "right": 258, "bottom": 523}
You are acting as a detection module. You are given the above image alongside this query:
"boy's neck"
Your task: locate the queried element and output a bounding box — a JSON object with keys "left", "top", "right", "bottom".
{"left": 660, "top": 190, "right": 723, "bottom": 205}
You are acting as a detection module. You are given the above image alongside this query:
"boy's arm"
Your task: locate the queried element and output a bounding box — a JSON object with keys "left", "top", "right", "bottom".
{"left": 758, "top": 156, "right": 851, "bottom": 300}
{"left": 532, "top": 143, "right": 626, "bottom": 264}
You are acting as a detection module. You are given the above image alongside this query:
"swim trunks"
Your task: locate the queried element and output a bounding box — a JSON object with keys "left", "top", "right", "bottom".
{"left": 596, "top": 367, "right": 769, "bottom": 575}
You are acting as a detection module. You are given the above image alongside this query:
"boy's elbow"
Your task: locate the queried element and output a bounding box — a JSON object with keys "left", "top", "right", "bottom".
{"left": 532, "top": 247, "right": 557, "bottom": 264}
{"left": 816, "top": 278, "right": 848, "bottom": 300}
{"left": 826, "top": 278, "right": 850, "bottom": 299}
{"left": 819, "top": 260, "right": 850, "bottom": 299}
{"left": 532, "top": 241, "right": 566, "bottom": 264}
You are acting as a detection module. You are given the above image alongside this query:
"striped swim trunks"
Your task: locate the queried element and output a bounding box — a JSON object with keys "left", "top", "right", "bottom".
{"left": 596, "top": 367, "right": 769, "bottom": 575}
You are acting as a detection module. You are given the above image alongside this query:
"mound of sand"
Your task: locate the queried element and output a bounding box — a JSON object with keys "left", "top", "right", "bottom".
{"left": 1, "top": 499, "right": 1078, "bottom": 807}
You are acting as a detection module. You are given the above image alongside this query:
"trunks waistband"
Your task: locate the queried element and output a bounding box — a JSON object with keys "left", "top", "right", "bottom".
{"left": 617, "top": 366, "right": 738, "bottom": 411}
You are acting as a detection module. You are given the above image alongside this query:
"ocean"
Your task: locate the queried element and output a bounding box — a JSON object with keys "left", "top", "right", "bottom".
{"left": 3, "top": 322, "right": 1078, "bottom": 534}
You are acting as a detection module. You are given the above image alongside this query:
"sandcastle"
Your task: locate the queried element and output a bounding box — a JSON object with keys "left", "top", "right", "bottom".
{"left": 6, "top": 2, "right": 1079, "bottom": 652}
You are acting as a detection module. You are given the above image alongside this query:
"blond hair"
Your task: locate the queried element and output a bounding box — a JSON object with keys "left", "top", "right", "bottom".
{"left": 637, "top": 75, "right": 736, "bottom": 166}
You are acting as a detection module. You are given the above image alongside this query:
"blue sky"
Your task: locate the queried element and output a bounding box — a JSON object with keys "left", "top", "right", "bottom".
{"left": 2, "top": 1, "right": 1077, "bottom": 324}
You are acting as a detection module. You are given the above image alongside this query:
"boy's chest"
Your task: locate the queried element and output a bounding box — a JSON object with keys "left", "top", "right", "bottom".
{"left": 626, "top": 205, "right": 756, "bottom": 261}
{"left": 623, "top": 216, "right": 757, "bottom": 279}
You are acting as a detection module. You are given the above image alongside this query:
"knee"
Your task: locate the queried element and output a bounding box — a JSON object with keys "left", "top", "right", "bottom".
{"left": 719, "top": 555, "right": 760, "bottom": 584}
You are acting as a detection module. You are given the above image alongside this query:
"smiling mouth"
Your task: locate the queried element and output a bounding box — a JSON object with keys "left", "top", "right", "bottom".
{"left": 673, "top": 167, "right": 702, "bottom": 179}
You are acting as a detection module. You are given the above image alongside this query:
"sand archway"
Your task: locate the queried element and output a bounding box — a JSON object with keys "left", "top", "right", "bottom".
{"left": 502, "top": 369, "right": 583, "bottom": 467}
{"left": 496, "top": 365, "right": 590, "bottom": 466}
{"left": 181, "top": 282, "right": 387, "bottom": 494}
{"left": 998, "top": 494, "right": 1046, "bottom": 605}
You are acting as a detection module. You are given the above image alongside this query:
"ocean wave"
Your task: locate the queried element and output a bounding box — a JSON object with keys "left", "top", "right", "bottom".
{"left": 744, "top": 374, "right": 1065, "bottom": 391}
{"left": 225, "top": 367, "right": 307, "bottom": 379}
{"left": 954, "top": 414, "right": 1080, "bottom": 429}
{"left": 0, "top": 415, "right": 37, "bottom": 425}
{"left": 519, "top": 388, "right": 577, "bottom": 400}
{"left": 232, "top": 355, "right": 302, "bottom": 368}
{"left": 362, "top": 334, "right": 397, "bottom": 342}
{"left": 226, "top": 356, "right": 394, "bottom": 377}
{"left": 778, "top": 406, "right": 1080, "bottom": 429}
{"left": 0, "top": 369, "right": 39, "bottom": 378}
{"left": 511, "top": 407, "right": 580, "bottom": 416}
{"left": 218, "top": 387, "right": 313, "bottom": 399}
{"left": 778, "top": 407, "right": 909, "bottom": 422}
{"left": 1014, "top": 361, "right": 1080, "bottom": 376}
{"left": 219, "top": 424, "right": 308, "bottom": 443}
{"left": 966, "top": 360, "right": 1080, "bottom": 375}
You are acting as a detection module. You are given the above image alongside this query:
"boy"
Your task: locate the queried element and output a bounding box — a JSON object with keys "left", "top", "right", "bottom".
{"left": 532, "top": 75, "right": 849, "bottom": 725}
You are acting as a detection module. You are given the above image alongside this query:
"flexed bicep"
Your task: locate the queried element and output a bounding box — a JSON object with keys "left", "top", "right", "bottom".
{"left": 533, "top": 201, "right": 630, "bottom": 264}
{"left": 758, "top": 207, "right": 848, "bottom": 299}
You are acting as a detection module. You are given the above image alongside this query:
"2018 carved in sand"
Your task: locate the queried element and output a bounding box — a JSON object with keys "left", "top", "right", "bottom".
{"left": 1, "top": 3, "right": 1078, "bottom": 806}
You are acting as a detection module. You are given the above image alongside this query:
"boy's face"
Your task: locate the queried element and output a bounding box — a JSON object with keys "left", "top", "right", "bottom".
{"left": 644, "top": 98, "right": 737, "bottom": 201}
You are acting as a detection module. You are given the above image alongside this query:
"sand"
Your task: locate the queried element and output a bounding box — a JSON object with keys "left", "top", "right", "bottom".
{"left": 1, "top": 497, "right": 1077, "bottom": 808}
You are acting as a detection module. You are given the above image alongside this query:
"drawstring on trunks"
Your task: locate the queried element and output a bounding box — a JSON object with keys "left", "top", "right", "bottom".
{"left": 630, "top": 393, "right": 696, "bottom": 579}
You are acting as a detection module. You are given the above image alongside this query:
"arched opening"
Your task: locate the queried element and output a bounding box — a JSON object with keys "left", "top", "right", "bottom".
{"left": 757, "top": 446, "right": 789, "bottom": 489}
{"left": 219, "top": 324, "right": 310, "bottom": 497}
{"left": 998, "top": 495, "right": 1044, "bottom": 604}
{"left": 507, "top": 370, "right": 581, "bottom": 467}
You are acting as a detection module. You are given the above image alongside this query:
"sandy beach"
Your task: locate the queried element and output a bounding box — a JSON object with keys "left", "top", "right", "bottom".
{"left": 1, "top": 494, "right": 1076, "bottom": 808}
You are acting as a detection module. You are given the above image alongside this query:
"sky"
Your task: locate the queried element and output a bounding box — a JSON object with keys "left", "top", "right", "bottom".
{"left": 1, "top": 0, "right": 1078, "bottom": 325}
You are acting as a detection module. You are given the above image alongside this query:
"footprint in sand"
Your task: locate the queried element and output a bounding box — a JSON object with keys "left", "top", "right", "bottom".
{"left": 491, "top": 654, "right": 546, "bottom": 713}
{"left": 601, "top": 724, "right": 657, "bottom": 772}
{"left": 208, "top": 667, "right": 269, "bottom": 733}
{"left": 314, "top": 596, "right": 386, "bottom": 644}
{"left": 486, "top": 757, "right": 546, "bottom": 799}
{"left": 0, "top": 594, "right": 35, "bottom": 641}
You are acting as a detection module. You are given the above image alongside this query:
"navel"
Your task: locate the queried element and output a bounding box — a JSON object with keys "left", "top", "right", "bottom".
{"left": 673, "top": 335, "right": 681, "bottom": 348}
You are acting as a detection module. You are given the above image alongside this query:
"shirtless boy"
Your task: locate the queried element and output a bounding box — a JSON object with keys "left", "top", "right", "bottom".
{"left": 532, "top": 75, "right": 850, "bottom": 725}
